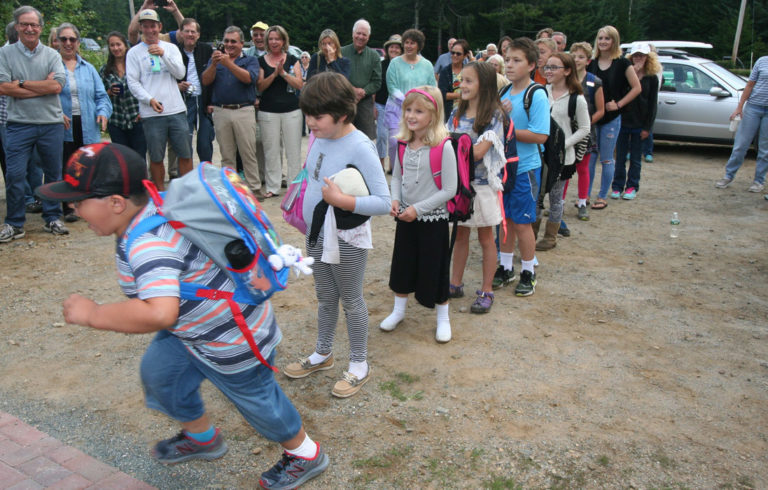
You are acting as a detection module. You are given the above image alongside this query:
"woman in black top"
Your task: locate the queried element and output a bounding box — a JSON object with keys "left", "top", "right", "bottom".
{"left": 587, "top": 25, "right": 641, "bottom": 210}
{"left": 612, "top": 43, "right": 660, "bottom": 200}
{"left": 257, "top": 25, "right": 304, "bottom": 198}
{"left": 375, "top": 34, "right": 403, "bottom": 171}
{"left": 437, "top": 39, "right": 470, "bottom": 122}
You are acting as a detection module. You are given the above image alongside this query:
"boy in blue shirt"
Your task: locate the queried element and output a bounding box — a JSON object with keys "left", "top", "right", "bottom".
{"left": 35, "top": 142, "right": 329, "bottom": 489}
{"left": 496, "top": 38, "right": 549, "bottom": 296}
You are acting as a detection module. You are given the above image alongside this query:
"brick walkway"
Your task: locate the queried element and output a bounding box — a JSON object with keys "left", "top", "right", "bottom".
{"left": 0, "top": 411, "right": 154, "bottom": 489}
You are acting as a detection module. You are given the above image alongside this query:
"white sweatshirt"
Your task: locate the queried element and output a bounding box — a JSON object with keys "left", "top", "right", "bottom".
{"left": 126, "top": 40, "right": 186, "bottom": 119}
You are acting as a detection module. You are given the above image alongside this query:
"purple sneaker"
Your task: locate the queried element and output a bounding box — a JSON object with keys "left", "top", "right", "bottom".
{"left": 151, "top": 429, "right": 228, "bottom": 464}
{"left": 470, "top": 290, "right": 494, "bottom": 314}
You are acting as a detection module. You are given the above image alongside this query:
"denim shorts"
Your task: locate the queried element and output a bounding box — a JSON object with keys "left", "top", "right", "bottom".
{"left": 503, "top": 169, "right": 539, "bottom": 224}
{"left": 142, "top": 112, "right": 193, "bottom": 162}
{"left": 140, "top": 330, "right": 302, "bottom": 442}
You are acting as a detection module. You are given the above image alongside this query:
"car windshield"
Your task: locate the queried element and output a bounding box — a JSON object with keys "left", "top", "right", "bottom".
{"left": 703, "top": 62, "right": 746, "bottom": 90}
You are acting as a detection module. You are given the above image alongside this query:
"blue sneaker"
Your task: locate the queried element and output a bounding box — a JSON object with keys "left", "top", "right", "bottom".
{"left": 610, "top": 190, "right": 621, "bottom": 199}
{"left": 259, "top": 446, "right": 329, "bottom": 489}
{"left": 152, "top": 429, "right": 228, "bottom": 464}
{"left": 622, "top": 187, "right": 637, "bottom": 200}
{"left": 645, "top": 154, "right": 653, "bottom": 163}
{"left": 558, "top": 220, "right": 570, "bottom": 237}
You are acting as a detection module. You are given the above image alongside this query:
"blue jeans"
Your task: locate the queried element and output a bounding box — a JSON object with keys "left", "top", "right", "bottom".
{"left": 140, "top": 330, "right": 302, "bottom": 443}
{"left": 375, "top": 102, "right": 388, "bottom": 160}
{"left": 642, "top": 131, "right": 653, "bottom": 156}
{"left": 614, "top": 127, "right": 643, "bottom": 192}
{"left": 108, "top": 122, "right": 147, "bottom": 162}
{"left": 591, "top": 116, "right": 621, "bottom": 199}
{"left": 24, "top": 150, "right": 43, "bottom": 205}
{"left": 4, "top": 123, "right": 64, "bottom": 227}
{"left": 186, "top": 95, "right": 214, "bottom": 162}
{"left": 724, "top": 102, "right": 768, "bottom": 184}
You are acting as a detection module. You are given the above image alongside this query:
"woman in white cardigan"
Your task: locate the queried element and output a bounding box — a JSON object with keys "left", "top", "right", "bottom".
{"left": 537, "top": 52, "right": 590, "bottom": 251}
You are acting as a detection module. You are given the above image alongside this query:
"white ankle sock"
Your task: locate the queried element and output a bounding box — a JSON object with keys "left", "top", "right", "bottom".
{"left": 521, "top": 259, "right": 536, "bottom": 273}
{"left": 308, "top": 351, "right": 331, "bottom": 365}
{"left": 499, "top": 252, "right": 514, "bottom": 271}
{"left": 578, "top": 198, "right": 587, "bottom": 207}
{"left": 348, "top": 360, "right": 368, "bottom": 380}
{"left": 380, "top": 296, "right": 407, "bottom": 331}
{"left": 435, "top": 304, "right": 451, "bottom": 342}
{"left": 285, "top": 434, "right": 318, "bottom": 459}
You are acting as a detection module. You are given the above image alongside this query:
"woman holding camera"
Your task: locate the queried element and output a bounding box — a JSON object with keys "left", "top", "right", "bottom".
{"left": 306, "top": 29, "right": 350, "bottom": 81}
{"left": 100, "top": 31, "right": 147, "bottom": 161}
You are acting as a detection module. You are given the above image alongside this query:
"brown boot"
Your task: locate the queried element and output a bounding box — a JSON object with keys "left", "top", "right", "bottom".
{"left": 532, "top": 218, "right": 542, "bottom": 240}
{"left": 536, "top": 220, "right": 559, "bottom": 251}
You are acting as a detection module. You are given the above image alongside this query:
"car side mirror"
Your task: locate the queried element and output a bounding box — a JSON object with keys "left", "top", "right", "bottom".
{"left": 709, "top": 86, "right": 730, "bottom": 98}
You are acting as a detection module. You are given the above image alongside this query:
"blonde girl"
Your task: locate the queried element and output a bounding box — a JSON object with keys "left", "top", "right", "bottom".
{"left": 447, "top": 62, "right": 507, "bottom": 314}
{"left": 586, "top": 25, "right": 641, "bottom": 210}
{"left": 381, "top": 86, "right": 458, "bottom": 342}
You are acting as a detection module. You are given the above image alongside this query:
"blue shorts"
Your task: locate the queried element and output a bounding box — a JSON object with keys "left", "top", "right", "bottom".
{"left": 142, "top": 112, "right": 193, "bottom": 162}
{"left": 140, "top": 330, "right": 302, "bottom": 442}
{"left": 503, "top": 169, "right": 539, "bottom": 224}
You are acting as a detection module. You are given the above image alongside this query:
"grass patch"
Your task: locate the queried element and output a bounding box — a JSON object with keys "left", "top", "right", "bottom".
{"left": 652, "top": 449, "right": 676, "bottom": 469}
{"left": 485, "top": 475, "right": 523, "bottom": 489}
{"left": 596, "top": 454, "right": 610, "bottom": 466}
{"left": 352, "top": 455, "right": 391, "bottom": 468}
{"left": 379, "top": 372, "right": 423, "bottom": 401}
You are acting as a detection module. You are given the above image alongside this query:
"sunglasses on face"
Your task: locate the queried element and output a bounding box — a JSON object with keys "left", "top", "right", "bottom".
{"left": 222, "top": 39, "right": 239, "bottom": 44}
{"left": 59, "top": 36, "right": 79, "bottom": 43}
{"left": 451, "top": 51, "right": 464, "bottom": 56}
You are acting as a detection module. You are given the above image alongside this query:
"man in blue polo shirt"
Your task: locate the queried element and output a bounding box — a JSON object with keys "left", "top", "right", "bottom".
{"left": 202, "top": 26, "right": 262, "bottom": 196}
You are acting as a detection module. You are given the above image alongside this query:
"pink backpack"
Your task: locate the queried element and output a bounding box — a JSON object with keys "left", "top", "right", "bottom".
{"left": 397, "top": 135, "right": 475, "bottom": 223}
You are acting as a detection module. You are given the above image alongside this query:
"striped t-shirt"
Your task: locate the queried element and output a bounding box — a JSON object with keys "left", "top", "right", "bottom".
{"left": 116, "top": 202, "right": 281, "bottom": 373}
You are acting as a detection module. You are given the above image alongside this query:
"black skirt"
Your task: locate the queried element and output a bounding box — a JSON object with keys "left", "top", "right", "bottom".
{"left": 388, "top": 217, "right": 450, "bottom": 308}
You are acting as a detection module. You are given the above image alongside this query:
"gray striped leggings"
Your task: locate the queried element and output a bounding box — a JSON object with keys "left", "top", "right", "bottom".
{"left": 307, "top": 234, "right": 369, "bottom": 363}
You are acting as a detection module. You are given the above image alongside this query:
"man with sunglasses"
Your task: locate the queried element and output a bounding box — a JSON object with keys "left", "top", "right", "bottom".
{"left": 202, "top": 27, "right": 262, "bottom": 196}
{"left": 126, "top": 9, "right": 191, "bottom": 190}
{"left": 0, "top": 6, "right": 69, "bottom": 243}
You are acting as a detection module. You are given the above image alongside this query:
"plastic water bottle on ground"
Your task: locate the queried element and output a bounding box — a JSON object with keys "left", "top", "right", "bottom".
{"left": 670, "top": 212, "right": 680, "bottom": 238}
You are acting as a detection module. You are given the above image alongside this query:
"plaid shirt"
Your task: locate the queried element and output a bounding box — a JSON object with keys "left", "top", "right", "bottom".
{"left": 0, "top": 95, "right": 7, "bottom": 126}
{"left": 99, "top": 67, "right": 140, "bottom": 130}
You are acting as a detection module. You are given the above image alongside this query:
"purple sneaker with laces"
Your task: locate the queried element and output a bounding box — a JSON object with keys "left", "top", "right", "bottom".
{"left": 470, "top": 290, "right": 494, "bottom": 314}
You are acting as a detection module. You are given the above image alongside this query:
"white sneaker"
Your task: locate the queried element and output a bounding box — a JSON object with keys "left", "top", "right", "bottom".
{"left": 747, "top": 181, "right": 765, "bottom": 193}
{"left": 379, "top": 312, "right": 403, "bottom": 332}
{"left": 436, "top": 321, "right": 451, "bottom": 343}
{"left": 714, "top": 177, "right": 732, "bottom": 189}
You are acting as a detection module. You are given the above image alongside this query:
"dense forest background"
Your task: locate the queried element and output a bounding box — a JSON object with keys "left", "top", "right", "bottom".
{"left": 1, "top": 0, "right": 766, "bottom": 66}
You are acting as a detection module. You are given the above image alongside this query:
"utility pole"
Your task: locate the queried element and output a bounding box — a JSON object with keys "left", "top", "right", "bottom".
{"left": 128, "top": 0, "right": 136, "bottom": 17}
{"left": 732, "top": 0, "right": 747, "bottom": 67}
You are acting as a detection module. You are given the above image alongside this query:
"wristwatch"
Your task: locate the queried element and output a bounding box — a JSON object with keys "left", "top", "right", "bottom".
{"left": 18, "top": 80, "right": 25, "bottom": 88}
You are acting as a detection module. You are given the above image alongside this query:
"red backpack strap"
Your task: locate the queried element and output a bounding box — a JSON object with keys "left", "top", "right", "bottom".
{"left": 428, "top": 137, "right": 451, "bottom": 190}
{"left": 397, "top": 140, "right": 408, "bottom": 175}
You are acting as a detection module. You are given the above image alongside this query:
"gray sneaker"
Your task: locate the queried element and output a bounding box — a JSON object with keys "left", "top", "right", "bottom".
{"left": 748, "top": 181, "right": 765, "bottom": 193}
{"left": 714, "top": 177, "right": 732, "bottom": 189}
{"left": 43, "top": 219, "right": 69, "bottom": 235}
{"left": 152, "top": 429, "right": 228, "bottom": 464}
{"left": 0, "top": 223, "right": 25, "bottom": 243}
{"left": 577, "top": 205, "right": 590, "bottom": 221}
{"left": 259, "top": 446, "right": 329, "bottom": 489}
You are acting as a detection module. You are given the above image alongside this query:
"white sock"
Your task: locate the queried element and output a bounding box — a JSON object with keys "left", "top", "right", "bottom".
{"left": 285, "top": 434, "right": 318, "bottom": 459}
{"left": 522, "top": 259, "right": 536, "bottom": 273}
{"left": 578, "top": 198, "right": 587, "bottom": 207}
{"left": 380, "top": 295, "right": 407, "bottom": 331}
{"left": 308, "top": 351, "right": 331, "bottom": 365}
{"left": 499, "top": 252, "right": 514, "bottom": 271}
{"left": 435, "top": 303, "right": 451, "bottom": 342}
{"left": 348, "top": 360, "right": 368, "bottom": 380}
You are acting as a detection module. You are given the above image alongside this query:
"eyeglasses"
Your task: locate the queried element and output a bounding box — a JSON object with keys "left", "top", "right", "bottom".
{"left": 222, "top": 39, "right": 239, "bottom": 44}
{"left": 18, "top": 22, "right": 41, "bottom": 29}
{"left": 542, "top": 65, "right": 564, "bottom": 71}
{"left": 59, "top": 36, "right": 79, "bottom": 43}
{"left": 451, "top": 51, "right": 464, "bottom": 56}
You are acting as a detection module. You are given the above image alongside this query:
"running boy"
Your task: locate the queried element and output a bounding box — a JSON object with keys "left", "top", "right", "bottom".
{"left": 496, "top": 37, "right": 550, "bottom": 296}
{"left": 36, "top": 143, "right": 329, "bottom": 489}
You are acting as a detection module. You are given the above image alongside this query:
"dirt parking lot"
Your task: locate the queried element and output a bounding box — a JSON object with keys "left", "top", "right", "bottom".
{"left": 0, "top": 140, "right": 766, "bottom": 488}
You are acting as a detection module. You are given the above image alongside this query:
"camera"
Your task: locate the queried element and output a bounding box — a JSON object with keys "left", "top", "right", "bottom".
{"left": 217, "top": 43, "right": 226, "bottom": 52}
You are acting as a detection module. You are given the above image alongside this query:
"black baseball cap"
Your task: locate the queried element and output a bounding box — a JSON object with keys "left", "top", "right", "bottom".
{"left": 36, "top": 143, "right": 148, "bottom": 202}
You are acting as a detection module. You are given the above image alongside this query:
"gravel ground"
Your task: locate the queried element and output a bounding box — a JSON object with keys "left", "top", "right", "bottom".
{"left": 1, "top": 139, "right": 767, "bottom": 489}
